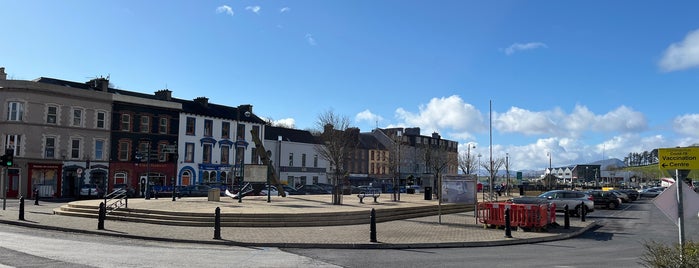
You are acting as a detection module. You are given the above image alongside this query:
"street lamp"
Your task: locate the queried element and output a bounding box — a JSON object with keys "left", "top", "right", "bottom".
{"left": 505, "top": 153, "right": 509, "bottom": 196}
{"left": 547, "top": 152, "right": 552, "bottom": 190}
{"left": 235, "top": 107, "right": 251, "bottom": 203}
{"left": 466, "top": 144, "right": 475, "bottom": 175}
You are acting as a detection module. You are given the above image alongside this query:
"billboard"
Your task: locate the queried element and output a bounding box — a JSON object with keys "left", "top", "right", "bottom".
{"left": 440, "top": 174, "right": 477, "bottom": 204}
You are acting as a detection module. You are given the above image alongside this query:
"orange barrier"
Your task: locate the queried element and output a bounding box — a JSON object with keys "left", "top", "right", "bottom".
{"left": 477, "top": 201, "right": 557, "bottom": 231}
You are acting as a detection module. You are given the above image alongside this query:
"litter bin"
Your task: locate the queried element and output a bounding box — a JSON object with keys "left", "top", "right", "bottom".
{"left": 208, "top": 188, "right": 220, "bottom": 201}
{"left": 424, "top": 187, "right": 432, "bottom": 200}
{"left": 407, "top": 187, "right": 415, "bottom": 194}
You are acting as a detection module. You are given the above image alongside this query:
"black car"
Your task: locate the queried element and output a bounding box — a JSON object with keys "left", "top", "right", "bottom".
{"left": 587, "top": 190, "right": 621, "bottom": 209}
{"left": 297, "top": 184, "right": 331, "bottom": 195}
{"left": 178, "top": 185, "right": 212, "bottom": 197}
{"left": 113, "top": 183, "right": 136, "bottom": 197}
{"left": 617, "top": 189, "right": 639, "bottom": 201}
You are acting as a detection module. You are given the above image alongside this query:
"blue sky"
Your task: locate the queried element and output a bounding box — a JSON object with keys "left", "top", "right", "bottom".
{"left": 3, "top": 1, "right": 699, "bottom": 171}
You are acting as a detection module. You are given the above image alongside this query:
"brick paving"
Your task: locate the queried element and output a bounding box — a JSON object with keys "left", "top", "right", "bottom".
{"left": 0, "top": 194, "right": 595, "bottom": 249}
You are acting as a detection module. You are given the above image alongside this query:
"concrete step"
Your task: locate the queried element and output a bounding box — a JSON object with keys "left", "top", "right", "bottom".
{"left": 53, "top": 203, "right": 474, "bottom": 227}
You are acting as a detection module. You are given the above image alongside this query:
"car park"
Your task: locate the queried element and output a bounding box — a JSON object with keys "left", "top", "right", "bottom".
{"left": 511, "top": 190, "right": 594, "bottom": 216}
{"left": 587, "top": 190, "right": 622, "bottom": 209}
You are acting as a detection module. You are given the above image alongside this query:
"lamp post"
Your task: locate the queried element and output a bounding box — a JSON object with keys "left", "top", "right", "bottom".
{"left": 547, "top": 152, "right": 552, "bottom": 190}
{"left": 505, "top": 153, "right": 509, "bottom": 196}
{"left": 466, "top": 144, "right": 475, "bottom": 175}
{"left": 235, "top": 107, "right": 251, "bottom": 203}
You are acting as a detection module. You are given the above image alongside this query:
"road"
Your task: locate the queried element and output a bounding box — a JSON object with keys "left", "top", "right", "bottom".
{"left": 286, "top": 198, "right": 699, "bottom": 268}
{"left": 0, "top": 198, "right": 695, "bottom": 268}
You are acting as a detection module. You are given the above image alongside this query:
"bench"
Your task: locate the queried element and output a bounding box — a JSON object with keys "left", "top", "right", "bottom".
{"left": 357, "top": 190, "right": 380, "bottom": 203}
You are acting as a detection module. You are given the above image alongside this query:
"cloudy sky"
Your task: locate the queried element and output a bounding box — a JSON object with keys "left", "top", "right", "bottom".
{"left": 2, "top": 1, "right": 699, "bottom": 171}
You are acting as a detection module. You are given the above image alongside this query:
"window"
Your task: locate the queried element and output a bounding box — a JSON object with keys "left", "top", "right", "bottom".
{"left": 159, "top": 117, "right": 168, "bottom": 134}
{"left": 204, "top": 120, "right": 213, "bottom": 137}
{"left": 186, "top": 117, "right": 195, "bottom": 135}
{"left": 95, "top": 140, "right": 104, "bottom": 160}
{"left": 7, "top": 102, "right": 23, "bottom": 121}
{"left": 236, "top": 123, "right": 245, "bottom": 139}
{"left": 252, "top": 125, "right": 260, "bottom": 140}
{"left": 202, "top": 144, "right": 212, "bottom": 163}
{"left": 113, "top": 172, "right": 127, "bottom": 185}
{"left": 118, "top": 141, "right": 130, "bottom": 161}
{"left": 120, "top": 114, "right": 131, "bottom": 131}
{"left": 288, "top": 153, "right": 294, "bottom": 166}
{"left": 70, "top": 139, "right": 81, "bottom": 159}
{"left": 96, "top": 112, "right": 106, "bottom": 129}
{"left": 221, "top": 145, "right": 230, "bottom": 164}
{"left": 185, "top": 143, "right": 194, "bottom": 162}
{"left": 140, "top": 115, "right": 150, "bottom": 133}
{"left": 47, "top": 106, "right": 58, "bottom": 124}
{"left": 45, "top": 137, "right": 56, "bottom": 158}
{"left": 302, "top": 153, "right": 307, "bottom": 167}
{"left": 72, "top": 108, "right": 83, "bottom": 127}
{"left": 221, "top": 122, "right": 230, "bottom": 139}
{"left": 5, "top": 134, "right": 21, "bottom": 156}
{"left": 314, "top": 155, "right": 318, "bottom": 168}
{"left": 158, "top": 143, "right": 167, "bottom": 162}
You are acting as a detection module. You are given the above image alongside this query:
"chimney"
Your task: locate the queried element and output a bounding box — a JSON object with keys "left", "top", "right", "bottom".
{"left": 155, "top": 89, "right": 172, "bottom": 101}
{"left": 0, "top": 67, "right": 6, "bottom": 80}
{"left": 432, "top": 132, "right": 441, "bottom": 139}
{"left": 194, "top": 97, "right": 209, "bottom": 107}
{"left": 87, "top": 78, "right": 109, "bottom": 92}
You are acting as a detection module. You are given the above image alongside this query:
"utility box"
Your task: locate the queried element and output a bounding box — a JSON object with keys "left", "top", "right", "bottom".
{"left": 208, "top": 188, "right": 220, "bottom": 201}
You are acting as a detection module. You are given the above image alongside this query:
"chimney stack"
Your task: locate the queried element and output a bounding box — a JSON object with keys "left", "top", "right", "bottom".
{"left": 155, "top": 89, "right": 172, "bottom": 101}
{"left": 0, "top": 67, "right": 6, "bottom": 80}
{"left": 194, "top": 97, "right": 209, "bottom": 107}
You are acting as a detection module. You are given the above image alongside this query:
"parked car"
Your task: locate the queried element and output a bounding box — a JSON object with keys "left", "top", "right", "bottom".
{"left": 640, "top": 187, "right": 665, "bottom": 198}
{"left": 113, "top": 183, "right": 136, "bottom": 197}
{"left": 617, "top": 189, "right": 639, "bottom": 201}
{"left": 283, "top": 185, "right": 305, "bottom": 195}
{"left": 259, "top": 186, "right": 289, "bottom": 197}
{"left": 297, "top": 184, "right": 331, "bottom": 195}
{"left": 609, "top": 190, "right": 631, "bottom": 203}
{"left": 79, "top": 184, "right": 102, "bottom": 198}
{"left": 529, "top": 190, "right": 594, "bottom": 216}
{"left": 587, "top": 190, "right": 622, "bottom": 209}
{"left": 178, "top": 185, "right": 212, "bottom": 197}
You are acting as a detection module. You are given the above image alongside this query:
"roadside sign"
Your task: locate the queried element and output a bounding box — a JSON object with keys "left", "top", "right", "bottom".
{"left": 658, "top": 147, "right": 699, "bottom": 170}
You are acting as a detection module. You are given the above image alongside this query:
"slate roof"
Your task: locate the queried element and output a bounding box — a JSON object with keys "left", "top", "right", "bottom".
{"left": 359, "top": 133, "right": 387, "bottom": 150}
{"left": 264, "top": 126, "right": 320, "bottom": 144}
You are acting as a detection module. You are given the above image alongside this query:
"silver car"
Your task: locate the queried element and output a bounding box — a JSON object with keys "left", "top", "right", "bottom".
{"left": 538, "top": 190, "right": 594, "bottom": 216}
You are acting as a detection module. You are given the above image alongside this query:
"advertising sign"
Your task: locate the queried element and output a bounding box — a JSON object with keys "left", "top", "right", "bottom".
{"left": 441, "top": 174, "right": 477, "bottom": 204}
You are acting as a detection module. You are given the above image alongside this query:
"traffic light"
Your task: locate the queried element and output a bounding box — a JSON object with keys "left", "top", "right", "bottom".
{"left": 2, "top": 149, "right": 12, "bottom": 167}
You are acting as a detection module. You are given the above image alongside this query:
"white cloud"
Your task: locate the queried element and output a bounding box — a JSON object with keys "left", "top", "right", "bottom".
{"left": 395, "top": 95, "right": 485, "bottom": 137}
{"left": 215, "top": 5, "right": 234, "bottom": 16}
{"left": 305, "top": 33, "right": 317, "bottom": 46}
{"left": 673, "top": 114, "right": 699, "bottom": 137}
{"left": 504, "top": 42, "right": 548, "bottom": 55}
{"left": 273, "top": 118, "right": 296, "bottom": 128}
{"left": 246, "top": 6, "right": 261, "bottom": 14}
{"left": 659, "top": 29, "right": 699, "bottom": 72}
{"left": 280, "top": 7, "right": 290, "bottom": 13}
{"left": 355, "top": 109, "right": 384, "bottom": 125}
{"left": 494, "top": 107, "right": 557, "bottom": 135}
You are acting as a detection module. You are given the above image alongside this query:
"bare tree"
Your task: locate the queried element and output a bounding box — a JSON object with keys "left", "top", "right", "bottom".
{"left": 423, "top": 139, "right": 457, "bottom": 198}
{"left": 314, "top": 110, "right": 357, "bottom": 205}
{"left": 458, "top": 148, "right": 478, "bottom": 175}
{"left": 481, "top": 157, "right": 505, "bottom": 200}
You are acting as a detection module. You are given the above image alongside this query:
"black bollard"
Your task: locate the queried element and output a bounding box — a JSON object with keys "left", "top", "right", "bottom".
{"left": 213, "top": 207, "right": 221, "bottom": 240}
{"left": 19, "top": 196, "right": 25, "bottom": 221}
{"left": 98, "top": 202, "right": 105, "bottom": 230}
{"left": 564, "top": 204, "right": 570, "bottom": 229}
{"left": 34, "top": 189, "right": 39, "bottom": 205}
{"left": 370, "top": 208, "right": 377, "bottom": 242}
{"left": 504, "top": 207, "right": 512, "bottom": 238}
{"left": 580, "top": 201, "right": 586, "bottom": 222}
{"left": 125, "top": 196, "right": 128, "bottom": 208}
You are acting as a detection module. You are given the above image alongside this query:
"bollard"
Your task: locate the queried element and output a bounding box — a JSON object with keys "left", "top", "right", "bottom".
{"left": 564, "top": 204, "right": 570, "bottom": 229}
{"left": 580, "top": 201, "right": 586, "bottom": 222}
{"left": 125, "top": 196, "right": 128, "bottom": 208}
{"left": 34, "top": 188, "right": 39, "bottom": 205}
{"left": 19, "top": 196, "right": 25, "bottom": 221}
{"left": 98, "top": 202, "right": 105, "bottom": 230}
{"left": 504, "top": 207, "right": 512, "bottom": 238}
{"left": 213, "top": 207, "right": 221, "bottom": 240}
{"left": 370, "top": 208, "right": 377, "bottom": 242}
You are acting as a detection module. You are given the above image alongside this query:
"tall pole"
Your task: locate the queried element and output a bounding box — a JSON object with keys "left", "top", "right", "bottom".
{"left": 489, "top": 100, "right": 493, "bottom": 201}
{"left": 145, "top": 140, "right": 151, "bottom": 200}
{"left": 547, "top": 152, "right": 552, "bottom": 190}
{"left": 506, "top": 153, "right": 509, "bottom": 196}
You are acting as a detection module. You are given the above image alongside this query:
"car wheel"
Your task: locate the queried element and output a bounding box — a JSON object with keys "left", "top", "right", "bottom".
{"left": 608, "top": 202, "right": 618, "bottom": 209}
{"left": 573, "top": 205, "right": 582, "bottom": 217}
